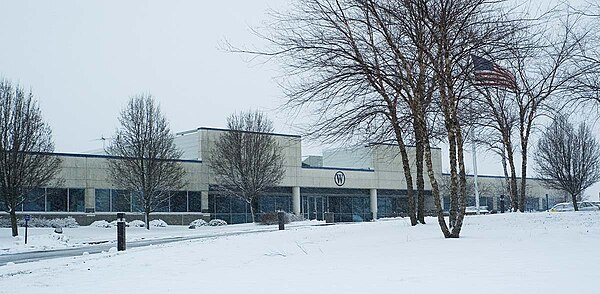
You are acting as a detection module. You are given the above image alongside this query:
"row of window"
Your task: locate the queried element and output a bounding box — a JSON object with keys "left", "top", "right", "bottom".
{"left": 208, "top": 187, "right": 410, "bottom": 224}
{"left": 10, "top": 188, "right": 85, "bottom": 212}
{"left": 442, "top": 196, "right": 553, "bottom": 211}
{"left": 94, "top": 189, "right": 202, "bottom": 213}
{"left": 208, "top": 192, "right": 293, "bottom": 224}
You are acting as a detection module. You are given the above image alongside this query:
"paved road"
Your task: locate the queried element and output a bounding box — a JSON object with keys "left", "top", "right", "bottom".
{"left": 0, "top": 226, "right": 284, "bottom": 266}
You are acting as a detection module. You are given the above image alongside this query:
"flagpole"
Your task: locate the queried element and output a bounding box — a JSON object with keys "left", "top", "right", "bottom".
{"left": 472, "top": 138, "right": 480, "bottom": 215}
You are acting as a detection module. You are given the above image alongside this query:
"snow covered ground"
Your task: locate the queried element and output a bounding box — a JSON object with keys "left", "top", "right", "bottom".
{"left": 1, "top": 212, "right": 599, "bottom": 293}
{"left": 0, "top": 220, "right": 316, "bottom": 255}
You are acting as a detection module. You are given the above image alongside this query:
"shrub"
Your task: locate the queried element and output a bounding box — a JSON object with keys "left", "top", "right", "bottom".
{"left": 188, "top": 219, "right": 208, "bottom": 229}
{"left": 90, "top": 220, "right": 113, "bottom": 228}
{"left": 259, "top": 212, "right": 303, "bottom": 225}
{"left": 0, "top": 216, "right": 79, "bottom": 228}
{"left": 149, "top": 219, "right": 168, "bottom": 227}
{"left": 286, "top": 212, "right": 304, "bottom": 222}
{"left": 259, "top": 212, "right": 284, "bottom": 225}
{"left": 128, "top": 220, "right": 146, "bottom": 227}
{"left": 208, "top": 219, "right": 227, "bottom": 226}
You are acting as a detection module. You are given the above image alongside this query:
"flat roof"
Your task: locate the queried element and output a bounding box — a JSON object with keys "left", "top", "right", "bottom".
{"left": 176, "top": 127, "right": 301, "bottom": 138}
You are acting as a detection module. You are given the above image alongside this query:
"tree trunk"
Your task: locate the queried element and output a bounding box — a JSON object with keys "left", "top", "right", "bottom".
{"left": 398, "top": 144, "right": 417, "bottom": 226}
{"left": 450, "top": 124, "right": 468, "bottom": 238}
{"left": 447, "top": 127, "right": 459, "bottom": 228}
{"left": 503, "top": 137, "right": 519, "bottom": 212}
{"left": 424, "top": 139, "right": 451, "bottom": 238}
{"left": 571, "top": 193, "right": 579, "bottom": 211}
{"left": 250, "top": 197, "right": 259, "bottom": 223}
{"left": 10, "top": 209, "right": 18, "bottom": 237}
{"left": 391, "top": 122, "right": 417, "bottom": 226}
{"left": 519, "top": 148, "right": 528, "bottom": 212}
{"left": 145, "top": 210, "right": 150, "bottom": 230}
{"left": 416, "top": 132, "right": 426, "bottom": 224}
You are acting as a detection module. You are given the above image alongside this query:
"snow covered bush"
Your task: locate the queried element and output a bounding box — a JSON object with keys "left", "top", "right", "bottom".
{"left": 208, "top": 219, "right": 227, "bottom": 226}
{"left": 0, "top": 216, "right": 80, "bottom": 228}
{"left": 128, "top": 220, "right": 145, "bottom": 228}
{"left": 259, "top": 212, "right": 288, "bottom": 225}
{"left": 149, "top": 219, "right": 168, "bottom": 227}
{"left": 188, "top": 219, "right": 208, "bottom": 229}
{"left": 90, "top": 220, "right": 113, "bottom": 228}
{"left": 259, "top": 212, "right": 303, "bottom": 225}
{"left": 286, "top": 212, "right": 304, "bottom": 222}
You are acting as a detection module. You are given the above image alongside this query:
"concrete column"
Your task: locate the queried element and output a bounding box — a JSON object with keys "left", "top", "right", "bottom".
{"left": 292, "top": 186, "right": 301, "bottom": 216}
{"left": 370, "top": 188, "right": 377, "bottom": 220}
{"left": 201, "top": 191, "right": 209, "bottom": 212}
{"left": 84, "top": 188, "right": 95, "bottom": 212}
{"left": 492, "top": 196, "right": 498, "bottom": 211}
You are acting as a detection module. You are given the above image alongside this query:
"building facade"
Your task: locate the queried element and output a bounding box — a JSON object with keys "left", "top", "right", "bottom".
{"left": 1, "top": 127, "right": 564, "bottom": 225}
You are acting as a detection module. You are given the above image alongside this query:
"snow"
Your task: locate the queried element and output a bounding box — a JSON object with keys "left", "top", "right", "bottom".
{"left": 1, "top": 212, "right": 599, "bottom": 293}
{"left": 0, "top": 220, "right": 315, "bottom": 255}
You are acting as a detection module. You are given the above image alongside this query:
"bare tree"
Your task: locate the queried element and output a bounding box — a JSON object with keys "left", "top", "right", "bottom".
{"left": 473, "top": 84, "right": 520, "bottom": 210}
{"left": 208, "top": 111, "right": 285, "bottom": 222}
{"left": 106, "top": 94, "right": 186, "bottom": 230}
{"left": 233, "top": 0, "right": 513, "bottom": 237}
{"left": 234, "top": 0, "right": 423, "bottom": 225}
{"left": 0, "top": 79, "right": 62, "bottom": 237}
{"left": 534, "top": 115, "right": 600, "bottom": 211}
{"left": 412, "top": 0, "right": 516, "bottom": 237}
{"left": 503, "top": 9, "right": 590, "bottom": 212}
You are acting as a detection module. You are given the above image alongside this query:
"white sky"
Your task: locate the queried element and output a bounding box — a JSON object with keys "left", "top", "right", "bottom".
{"left": 0, "top": 0, "right": 598, "bottom": 200}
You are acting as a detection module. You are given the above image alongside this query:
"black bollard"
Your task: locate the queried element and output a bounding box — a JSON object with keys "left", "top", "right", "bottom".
{"left": 24, "top": 215, "right": 31, "bottom": 244}
{"left": 277, "top": 211, "right": 285, "bottom": 230}
{"left": 117, "top": 213, "right": 126, "bottom": 251}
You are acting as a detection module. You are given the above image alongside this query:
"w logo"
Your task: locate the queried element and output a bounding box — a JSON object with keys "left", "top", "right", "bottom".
{"left": 334, "top": 171, "right": 345, "bottom": 186}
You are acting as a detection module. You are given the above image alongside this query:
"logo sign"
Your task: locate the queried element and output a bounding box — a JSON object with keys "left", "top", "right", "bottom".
{"left": 334, "top": 171, "right": 345, "bottom": 186}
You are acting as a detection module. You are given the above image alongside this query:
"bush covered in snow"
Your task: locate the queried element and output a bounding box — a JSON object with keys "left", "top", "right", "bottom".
{"left": 259, "top": 212, "right": 303, "bottom": 225}
{"left": 149, "top": 219, "right": 168, "bottom": 227}
{"left": 0, "top": 216, "right": 79, "bottom": 228}
{"left": 91, "top": 219, "right": 145, "bottom": 228}
{"left": 188, "top": 219, "right": 208, "bottom": 229}
{"left": 90, "top": 220, "right": 113, "bottom": 228}
{"left": 286, "top": 213, "right": 305, "bottom": 222}
{"left": 128, "top": 220, "right": 146, "bottom": 228}
{"left": 259, "top": 212, "right": 287, "bottom": 225}
{"left": 208, "top": 219, "right": 227, "bottom": 226}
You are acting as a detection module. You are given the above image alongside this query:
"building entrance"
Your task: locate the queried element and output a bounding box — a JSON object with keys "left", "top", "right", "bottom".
{"left": 307, "top": 196, "right": 325, "bottom": 220}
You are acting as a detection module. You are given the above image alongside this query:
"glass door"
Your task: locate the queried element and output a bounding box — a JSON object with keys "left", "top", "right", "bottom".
{"left": 307, "top": 196, "right": 324, "bottom": 220}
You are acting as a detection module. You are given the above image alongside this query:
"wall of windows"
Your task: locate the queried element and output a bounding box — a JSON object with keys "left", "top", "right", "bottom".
{"left": 19, "top": 188, "right": 85, "bottom": 212}
{"left": 94, "top": 189, "right": 202, "bottom": 213}
{"left": 207, "top": 186, "right": 292, "bottom": 224}
{"left": 300, "top": 188, "right": 373, "bottom": 222}
{"left": 443, "top": 195, "right": 546, "bottom": 212}
{"left": 377, "top": 189, "right": 408, "bottom": 218}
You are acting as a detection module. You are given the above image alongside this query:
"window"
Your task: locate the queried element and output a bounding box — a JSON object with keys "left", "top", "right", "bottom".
{"left": 46, "top": 188, "right": 67, "bottom": 212}
{"left": 69, "top": 189, "right": 85, "bottom": 212}
{"left": 112, "top": 190, "right": 131, "bottom": 212}
{"left": 170, "top": 191, "right": 187, "bottom": 212}
{"left": 95, "top": 189, "right": 111, "bottom": 212}
{"left": 188, "top": 192, "right": 201, "bottom": 212}
{"left": 23, "top": 188, "right": 45, "bottom": 211}
{"left": 130, "top": 191, "right": 143, "bottom": 212}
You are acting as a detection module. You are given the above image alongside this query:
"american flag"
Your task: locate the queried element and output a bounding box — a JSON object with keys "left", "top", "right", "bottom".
{"left": 471, "top": 55, "right": 517, "bottom": 90}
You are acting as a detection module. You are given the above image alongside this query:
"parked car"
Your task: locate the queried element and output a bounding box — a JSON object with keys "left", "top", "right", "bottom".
{"left": 549, "top": 202, "right": 600, "bottom": 212}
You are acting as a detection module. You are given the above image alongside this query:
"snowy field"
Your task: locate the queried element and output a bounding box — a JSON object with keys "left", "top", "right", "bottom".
{"left": 1, "top": 212, "right": 599, "bottom": 293}
{"left": 0, "top": 220, "right": 315, "bottom": 255}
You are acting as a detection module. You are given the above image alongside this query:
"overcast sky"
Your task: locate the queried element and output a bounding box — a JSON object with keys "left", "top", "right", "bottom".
{"left": 1, "top": 0, "right": 598, "bottom": 199}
